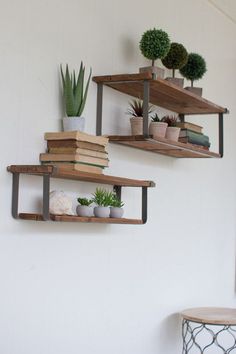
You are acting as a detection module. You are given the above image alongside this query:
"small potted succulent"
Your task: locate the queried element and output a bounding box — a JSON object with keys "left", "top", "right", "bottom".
{"left": 149, "top": 113, "right": 168, "bottom": 139}
{"left": 139, "top": 28, "right": 171, "bottom": 79}
{"left": 110, "top": 194, "right": 124, "bottom": 218}
{"left": 92, "top": 188, "right": 114, "bottom": 218}
{"left": 60, "top": 62, "right": 92, "bottom": 131}
{"left": 179, "top": 53, "right": 207, "bottom": 96}
{"left": 161, "top": 42, "right": 188, "bottom": 87}
{"left": 161, "top": 115, "right": 180, "bottom": 141}
{"left": 127, "top": 99, "right": 153, "bottom": 135}
{"left": 76, "top": 197, "right": 94, "bottom": 217}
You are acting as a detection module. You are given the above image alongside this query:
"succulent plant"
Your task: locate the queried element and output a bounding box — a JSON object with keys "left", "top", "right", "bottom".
{"left": 179, "top": 53, "right": 207, "bottom": 87}
{"left": 126, "top": 99, "right": 153, "bottom": 117}
{"left": 60, "top": 62, "right": 92, "bottom": 117}
{"left": 77, "top": 197, "right": 93, "bottom": 206}
{"left": 161, "top": 115, "right": 178, "bottom": 127}
{"left": 139, "top": 28, "right": 171, "bottom": 66}
{"left": 110, "top": 194, "right": 124, "bottom": 208}
{"left": 92, "top": 188, "right": 114, "bottom": 207}
{"left": 162, "top": 42, "right": 188, "bottom": 78}
{"left": 151, "top": 113, "right": 161, "bottom": 122}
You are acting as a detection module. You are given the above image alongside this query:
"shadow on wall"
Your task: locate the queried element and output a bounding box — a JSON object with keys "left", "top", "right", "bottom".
{"left": 157, "top": 313, "right": 182, "bottom": 353}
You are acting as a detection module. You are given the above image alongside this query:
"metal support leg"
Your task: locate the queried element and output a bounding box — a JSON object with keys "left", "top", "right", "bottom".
{"left": 179, "top": 114, "right": 185, "bottom": 123}
{"left": 113, "top": 185, "right": 122, "bottom": 200}
{"left": 142, "top": 187, "right": 148, "bottom": 224}
{"left": 43, "top": 174, "right": 50, "bottom": 221}
{"left": 219, "top": 113, "right": 224, "bottom": 157}
{"left": 143, "top": 80, "right": 150, "bottom": 138}
{"left": 96, "top": 83, "right": 103, "bottom": 136}
{"left": 12, "top": 172, "right": 20, "bottom": 218}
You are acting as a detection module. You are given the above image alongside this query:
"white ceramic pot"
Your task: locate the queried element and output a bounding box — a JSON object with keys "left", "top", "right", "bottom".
{"left": 76, "top": 205, "right": 94, "bottom": 217}
{"left": 130, "top": 117, "right": 143, "bottom": 135}
{"left": 149, "top": 122, "right": 168, "bottom": 139}
{"left": 94, "top": 206, "right": 110, "bottom": 218}
{"left": 165, "top": 127, "right": 181, "bottom": 141}
{"left": 62, "top": 117, "right": 85, "bottom": 131}
{"left": 110, "top": 207, "right": 124, "bottom": 218}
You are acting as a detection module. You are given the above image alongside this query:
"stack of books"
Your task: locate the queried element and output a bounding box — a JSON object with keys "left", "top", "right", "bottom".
{"left": 176, "top": 122, "right": 210, "bottom": 150}
{"left": 40, "top": 131, "right": 109, "bottom": 174}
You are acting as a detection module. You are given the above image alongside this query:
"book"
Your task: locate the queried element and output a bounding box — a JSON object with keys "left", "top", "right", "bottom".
{"left": 176, "top": 122, "right": 203, "bottom": 134}
{"left": 47, "top": 140, "right": 107, "bottom": 152}
{"left": 44, "top": 131, "right": 108, "bottom": 146}
{"left": 40, "top": 153, "right": 109, "bottom": 167}
{"left": 179, "top": 129, "right": 209, "bottom": 142}
{"left": 48, "top": 147, "right": 108, "bottom": 159}
{"left": 42, "top": 162, "right": 104, "bottom": 174}
{"left": 179, "top": 137, "right": 211, "bottom": 147}
{"left": 180, "top": 142, "right": 210, "bottom": 150}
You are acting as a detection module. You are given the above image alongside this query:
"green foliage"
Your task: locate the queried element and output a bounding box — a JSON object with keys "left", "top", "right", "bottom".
{"left": 60, "top": 63, "right": 92, "bottom": 117}
{"left": 161, "top": 115, "right": 178, "bottom": 127}
{"left": 162, "top": 42, "right": 188, "bottom": 77}
{"left": 139, "top": 28, "right": 171, "bottom": 65}
{"left": 151, "top": 113, "right": 161, "bottom": 122}
{"left": 179, "top": 53, "right": 207, "bottom": 86}
{"left": 110, "top": 194, "right": 124, "bottom": 208}
{"left": 77, "top": 197, "right": 93, "bottom": 206}
{"left": 126, "top": 99, "right": 153, "bottom": 117}
{"left": 92, "top": 188, "right": 114, "bottom": 207}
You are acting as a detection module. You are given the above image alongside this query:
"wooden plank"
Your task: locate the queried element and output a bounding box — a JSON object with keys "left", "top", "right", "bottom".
{"left": 18, "top": 213, "right": 143, "bottom": 224}
{"left": 7, "top": 165, "right": 155, "bottom": 187}
{"left": 51, "top": 215, "right": 143, "bottom": 224}
{"left": 97, "top": 76, "right": 226, "bottom": 114}
{"left": 181, "top": 307, "right": 236, "bottom": 325}
{"left": 108, "top": 136, "right": 220, "bottom": 158}
{"left": 92, "top": 72, "right": 152, "bottom": 83}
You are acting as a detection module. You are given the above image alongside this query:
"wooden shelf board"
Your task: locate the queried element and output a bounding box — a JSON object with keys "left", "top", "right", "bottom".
{"left": 108, "top": 135, "right": 220, "bottom": 158}
{"left": 7, "top": 165, "right": 155, "bottom": 187}
{"left": 92, "top": 73, "right": 226, "bottom": 115}
{"left": 18, "top": 213, "right": 143, "bottom": 224}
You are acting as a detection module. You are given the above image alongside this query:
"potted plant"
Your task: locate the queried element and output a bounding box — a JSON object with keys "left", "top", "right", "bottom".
{"left": 161, "top": 115, "right": 180, "bottom": 141}
{"left": 60, "top": 62, "right": 92, "bottom": 131}
{"left": 179, "top": 53, "right": 207, "bottom": 96}
{"left": 139, "top": 28, "right": 171, "bottom": 79}
{"left": 127, "top": 99, "right": 153, "bottom": 135}
{"left": 110, "top": 194, "right": 124, "bottom": 218}
{"left": 161, "top": 42, "right": 188, "bottom": 87}
{"left": 76, "top": 197, "right": 94, "bottom": 217}
{"left": 92, "top": 188, "right": 113, "bottom": 218}
{"left": 149, "top": 113, "right": 168, "bottom": 139}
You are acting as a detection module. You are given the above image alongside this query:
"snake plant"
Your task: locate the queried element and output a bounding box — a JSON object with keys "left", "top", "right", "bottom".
{"left": 60, "top": 63, "right": 92, "bottom": 117}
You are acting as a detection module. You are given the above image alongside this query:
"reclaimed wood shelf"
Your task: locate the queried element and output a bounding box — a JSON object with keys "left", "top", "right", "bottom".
{"left": 7, "top": 165, "right": 155, "bottom": 225}
{"left": 108, "top": 135, "right": 220, "bottom": 158}
{"left": 93, "top": 72, "right": 228, "bottom": 158}
{"left": 18, "top": 213, "right": 143, "bottom": 224}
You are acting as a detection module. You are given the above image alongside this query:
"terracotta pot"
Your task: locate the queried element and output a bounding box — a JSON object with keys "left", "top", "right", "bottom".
{"left": 139, "top": 66, "right": 164, "bottom": 79}
{"left": 165, "top": 77, "right": 184, "bottom": 88}
{"left": 165, "top": 127, "right": 181, "bottom": 141}
{"left": 149, "top": 122, "right": 168, "bottom": 139}
{"left": 130, "top": 117, "right": 143, "bottom": 135}
{"left": 110, "top": 207, "right": 124, "bottom": 218}
{"left": 62, "top": 116, "right": 85, "bottom": 131}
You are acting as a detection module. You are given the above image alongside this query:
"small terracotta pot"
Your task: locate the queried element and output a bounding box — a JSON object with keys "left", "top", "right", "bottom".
{"left": 165, "top": 127, "right": 181, "bottom": 141}
{"left": 149, "top": 122, "right": 168, "bottom": 139}
{"left": 130, "top": 117, "right": 143, "bottom": 135}
{"left": 110, "top": 207, "right": 124, "bottom": 218}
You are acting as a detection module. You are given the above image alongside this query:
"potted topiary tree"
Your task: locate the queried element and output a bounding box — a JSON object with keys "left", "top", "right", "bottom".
{"left": 139, "top": 28, "right": 171, "bottom": 79}
{"left": 161, "top": 42, "right": 188, "bottom": 87}
{"left": 161, "top": 115, "right": 180, "bottom": 141}
{"left": 179, "top": 53, "right": 207, "bottom": 96}
{"left": 92, "top": 188, "right": 114, "bottom": 218}
{"left": 60, "top": 62, "right": 92, "bottom": 131}
{"left": 76, "top": 197, "right": 94, "bottom": 217}
{"left": 149, "top": 113, "right": 168, "bottom": 139}
{"left": 110, "top": 193, "right": 124, "bottom": 218}
{"left": 126, "top": 99, "right": 153, "bottom": 135}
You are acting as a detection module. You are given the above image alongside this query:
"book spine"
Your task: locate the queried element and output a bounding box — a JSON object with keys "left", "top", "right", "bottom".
{"left": 180, "top": 130, "right": 209, "bottom": 143}
{"left": 179, "top": 137, "right": 210, "bottom": 147}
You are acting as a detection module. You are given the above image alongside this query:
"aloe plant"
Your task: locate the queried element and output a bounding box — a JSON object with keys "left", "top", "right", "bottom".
{"left": 60, "top": 63, "right": 92, "bottom": 117}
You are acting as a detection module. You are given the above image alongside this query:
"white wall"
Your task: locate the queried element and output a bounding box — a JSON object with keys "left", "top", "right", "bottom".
{"left": 0, "top": 0, "right": 236, "bottom": 353}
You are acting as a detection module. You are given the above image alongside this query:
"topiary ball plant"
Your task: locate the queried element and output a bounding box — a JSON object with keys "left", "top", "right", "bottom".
{"left": 179, "top": 53, "right": 207, "bottom": 87}
{"left": 139, "top": 28, "right": 171, "bottom": 66}
{"left": 162, "top": 42, "right": 188, "bottom": 78}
